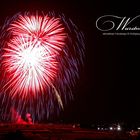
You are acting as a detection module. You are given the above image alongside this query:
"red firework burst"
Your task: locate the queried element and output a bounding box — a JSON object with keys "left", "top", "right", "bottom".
{"left": 2, "top": 14, "right": 66, "bottom": 99}
{"left": 0, "top": 12, "right": 85, "bottom": 121}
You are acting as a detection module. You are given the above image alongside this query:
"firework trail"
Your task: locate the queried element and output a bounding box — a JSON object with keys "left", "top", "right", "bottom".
{"left": 0, "top": 12, "right": 85, "bottom": 122}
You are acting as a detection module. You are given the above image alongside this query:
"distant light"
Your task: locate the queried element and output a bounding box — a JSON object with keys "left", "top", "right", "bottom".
{"left": 117, "top": 125, "right": 121, "bottom": 131}
{"left": 109, "top": 127, "right": 113, "bottom": 130}
{"left": 138, "top": 127, "right": 140, "bottom": 130}
{"left": 117, "top": 127, "right": 121, "bottom": 131}
{"left": 97, "top": 127, "right": 100, "bottom": 130}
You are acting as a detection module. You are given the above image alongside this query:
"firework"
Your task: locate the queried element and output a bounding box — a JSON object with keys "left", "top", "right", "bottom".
{"left": 0, "top": 12, "right": 85, "bottom": 122}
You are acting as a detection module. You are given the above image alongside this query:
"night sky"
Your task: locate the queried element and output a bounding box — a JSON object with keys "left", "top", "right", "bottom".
{"left": 0, "top": 0, "right": 140, "bottom": 125}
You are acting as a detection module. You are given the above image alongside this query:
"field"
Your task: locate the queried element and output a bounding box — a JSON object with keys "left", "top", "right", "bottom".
{"left": 0, "top": 123, "right": 139, "bottom": 140}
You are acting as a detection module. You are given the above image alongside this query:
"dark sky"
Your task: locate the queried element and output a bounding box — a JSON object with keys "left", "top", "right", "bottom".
{"left": 0, "top": 0, "right": 140, "bottom": 125}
